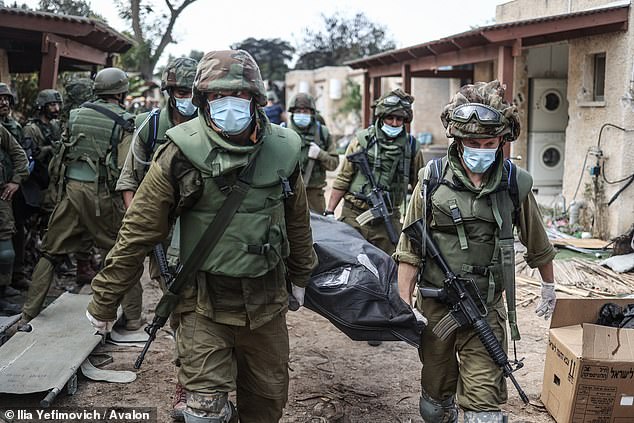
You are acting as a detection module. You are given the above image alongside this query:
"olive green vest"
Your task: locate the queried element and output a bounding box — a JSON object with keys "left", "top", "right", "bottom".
{"left": 64, "top": 100, "right": 133, "bottom": 187}
{"left": 135, "top": 105, "right": 174, "bottom": 158}
{"left": 0, "top": 145, "right": 12, "bottom": 185}
{"left": 288, "top": 120, "right": 330, "bottom": 188}
{"left": 348, "top": 125, "right": 412, "bottom": 209}
{"left": 1, "top": 116, "right": 22, "bottom": 143}
{"left": 421, "top": 155, "right": 532, "bottom": 340}
{"left": 168, "top": 116, "right": 301, "bottom": 278}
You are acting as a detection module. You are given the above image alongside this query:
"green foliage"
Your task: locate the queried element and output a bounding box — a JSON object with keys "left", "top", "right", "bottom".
{"left": 38, "top": 0, "right": 106, "bottom": 20}
{"left": 230, "top": 38, "right": 295, "bottom": 81}
{"left": 189, "top": 50, "right": 204, "bottom": 62}
{"left": 295, "top": 12, "right": 396, "bottom": 70}
{"left": 338, "top": 78, "right": 362, "bottom": 118}
{"left": 12, "top": 73, "right": 39, "bottom": 122}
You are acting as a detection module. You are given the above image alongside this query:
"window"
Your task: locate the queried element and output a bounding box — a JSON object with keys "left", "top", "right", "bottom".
{"left": 593, "top": 53, "right": 606, "bottom": 101}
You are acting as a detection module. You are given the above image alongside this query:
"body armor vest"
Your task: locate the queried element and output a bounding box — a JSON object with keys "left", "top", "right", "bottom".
{"left": 421, "top": 156, "right": 532, "bottom": 340}
{"left": 135, "top": 106, "right": 173, "bottom": 158}
{"left": 348, "top": 126, "right": 412, "bottom": 209}
{"left": 288, "top": 120, "right": 329, "bottom": 188}
{"left": 1, "top": 116, "right": 22, "bottom": 143}
{"left": 64, "top": 100, "right": 133, "bottom": 186}
{"left": 168, "top": 116, "right": 301, "bottom": 278}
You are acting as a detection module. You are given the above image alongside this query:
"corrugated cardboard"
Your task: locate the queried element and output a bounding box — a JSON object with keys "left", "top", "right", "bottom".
{"left": 541, "top": 298, "right": 634, "bottom": 423}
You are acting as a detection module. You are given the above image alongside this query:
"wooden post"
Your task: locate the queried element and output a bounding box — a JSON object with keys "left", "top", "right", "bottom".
{"left": 363, "top": 72, "right": 371, "bottom": 129}
{"left": 497, "top": 45, "right": 514, "bottom": 158}
{"left": 371, "top": 77, "right": 381, "bottom": 126}
{"left": 39, "top": 34, "right": 59, "bottom": 90}
{"left": 402, "top": 63, "right": 412, "bottom": 132}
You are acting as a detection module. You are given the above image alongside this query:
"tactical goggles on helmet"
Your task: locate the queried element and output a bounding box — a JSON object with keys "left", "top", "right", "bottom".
{"left": 382, "top": 95, "right": 411, "bottom": 108}
{"left": 451, "top": 103, "right": 504, "bottom": 126}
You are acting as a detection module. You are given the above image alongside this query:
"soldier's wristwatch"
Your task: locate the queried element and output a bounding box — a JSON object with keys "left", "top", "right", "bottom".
{"left": 323, "top": 210, "right": 334, "bottom": 216}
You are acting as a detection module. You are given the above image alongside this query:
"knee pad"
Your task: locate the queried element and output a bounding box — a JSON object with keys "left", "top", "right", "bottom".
{"left": 0, "top": 239, "right": 15, "bottom": 275}
{"left": 419, "top": 390, "right": 458, "bottom": 423}
{"left": 464, "top": 411, "right": 507, "bottom": 423}
{"left": 183, "top": 392, "right": 236, "bottom": 423}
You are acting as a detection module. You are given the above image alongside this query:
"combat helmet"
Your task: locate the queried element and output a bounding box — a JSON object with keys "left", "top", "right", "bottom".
{"left": 64, "top": 78, "right": 94, "bottom": 106}
{"left": 161, "top": 57, "right": 198, "bottom": 91}
{"left": 0, "top": 83, "right": 16, "bottom": 105}
{"left": 372, "top": 88, "right": 414, "bottom": 123}
{"left": 192, "top": 50, "right": 267, "bottom": 107}
{"left": 35, "top": 89, "right": 63, "bottom": 109}
{"left": 440, "top": 80, "right": 520, "bottom": 142}
{"left": 94, "top": 67, "right": 129, "bottom": 96}
{"left": 288, "top": 93, "right": 316, "bottom": 113}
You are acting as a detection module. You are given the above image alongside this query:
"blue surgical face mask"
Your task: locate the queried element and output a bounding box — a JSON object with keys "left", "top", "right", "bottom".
{"left": 462, "top": 145, "right": 498, "bottom": 173}
{"left": 381, "top": 123, "right": 403, "bottom": 139}
{"left": 175, "top": 97, "right": 197, "bottom": 117}
{"left": 207, "top": 96, "right": 252, "bottom": 135}
{"left": 292, "top": 113, "right": 312, "bottom": 128}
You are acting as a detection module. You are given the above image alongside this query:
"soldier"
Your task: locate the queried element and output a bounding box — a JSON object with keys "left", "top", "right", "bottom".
{"left": 0, "top": 83, "right": 22, "bottom": 143}
{"left": 285, "top": 93, "right": 339, "bottom": 213}
{"left": 61, "top": 78, "right": 94, "bottom": 124}
{"left": 116, "top": 56, "right": 198, "bottom": 421}
{"left": 0, "top": 125, "right": 29, "bottom": 314}
{"left": 395, "top": 81, "right": 556, "bottom": 423}
{"left": 325, "top": 88, "right": 424, "bottom": 256}
{"left": 263, "top": 91, "right": 285, "bottom": 125}
{"left": 86, "top": 50, "right": 316, "bottom": 423}
{"left": 21, "top": 68, "right": 138, "bottom": 324}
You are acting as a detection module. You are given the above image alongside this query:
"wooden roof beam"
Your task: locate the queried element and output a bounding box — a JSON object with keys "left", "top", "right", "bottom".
{"left": 43, "top": 33, "right": 108, "bottom": 65}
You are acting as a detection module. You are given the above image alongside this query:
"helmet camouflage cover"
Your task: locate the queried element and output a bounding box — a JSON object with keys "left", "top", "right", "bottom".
{"left": 93, "top": 67, "right": 129, "bottom": 95}
{"left": 0, "top": 83, "right": 16, "bottom": 105}
{"left": 192, "top": 50, "right": 267, "bottom": 107}
{"left": 64, "top": 78, "right": 94, "bottom": 105}
{"left": 36, "top": 89, "right": 63, "bottom": 108}
{"left": 288, "top": 92, "right": 316, "bottom": 113}
{"left": 161, "top": 57, "right": 198, "bottom": 91}
{"left": 372, "top": 88, "right": 414, "bottom": 123}
{"left": 441, "top": 80, "right": 520, "bottom": 142}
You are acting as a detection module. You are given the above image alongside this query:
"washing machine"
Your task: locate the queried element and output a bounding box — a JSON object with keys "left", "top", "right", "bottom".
{"left": 528, "top": 132, "right": 565, "bottom": 186}
{"left": 529, "top": 79, "right": 569, "bottom": 132}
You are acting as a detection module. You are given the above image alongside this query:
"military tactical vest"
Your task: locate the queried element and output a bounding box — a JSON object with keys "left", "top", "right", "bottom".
{"left": 348, "top": 126, "right": 414, "bottom": 210}
{"left": 168, "top": 116, "right": 301, "bottom": 278}
{"left": 420, "top": 156, "right": 532, "bottom": 340}
{"left": 0, "top": 144, "right": 12, "bottom": 185}
{"left": 135, "top": 106, "right": 173, "bottom": 160}
{"left": 288, "top": 120, "right": 329, "bottom": 188}
{"left": 64, "top": 100, "right": 134, "bottom": 188}
{"left": 1, "top": 116, "right": 22, "bottom": 143}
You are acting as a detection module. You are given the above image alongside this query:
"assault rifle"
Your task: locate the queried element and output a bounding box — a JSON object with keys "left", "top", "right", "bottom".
{"left": 347, "top": 149, "right": 399, "bottom": 245}
{"left": 403, "top": 219, "right": 529, "bottom": 404}
{"left": 134, "top": 244, "right": 182, "bottom": 369}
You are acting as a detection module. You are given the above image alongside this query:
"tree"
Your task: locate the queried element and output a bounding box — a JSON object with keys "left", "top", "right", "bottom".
{"left": 38, "top": 0, "right": 103, "bottom": 19}
{"left": 231, "top": 38, "right": 295, "bottom": 81}
{"left": 116, "top": 0, "right": 199, "bottom": 80}
{"left": 295, "top": 12, "right": 396, "bottom": 70}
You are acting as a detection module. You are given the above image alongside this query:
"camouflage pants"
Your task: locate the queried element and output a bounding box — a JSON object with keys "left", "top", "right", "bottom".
{"left": 23, "top": 180, "right": 143, "bottom": 320}
{"left": 418, "top": 295, "right": 508, "bottom": 412}
{"left": 306, "top": 187, "right": 326, "bottom": 214}
{"left": 177, "top": 311, "right": 289, "bottom": 422}
{"left": 339, "top": 202, "right": 402, "bottom": 256}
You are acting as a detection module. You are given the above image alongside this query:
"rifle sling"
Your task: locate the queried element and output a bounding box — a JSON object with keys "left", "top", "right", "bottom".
{"left": 165, "top": 144, "right": 262, "bottom": 296}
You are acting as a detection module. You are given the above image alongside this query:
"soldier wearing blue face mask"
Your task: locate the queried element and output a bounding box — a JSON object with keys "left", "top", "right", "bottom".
{"left": 285, "top": 93, "right": 339, "bottom": 213}
{"left": 326, "top": 88, "right": 424, "bottom": 256}
{"left": 394, "top": 80, "right": 556, "bottom": 423}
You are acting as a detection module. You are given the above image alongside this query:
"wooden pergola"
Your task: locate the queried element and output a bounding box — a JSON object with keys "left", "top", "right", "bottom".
{"left": 0, "top": 7, "right": 133, "bottom": 89}
{"left": 347, "top": 4, "right": 629, "bottom": 127}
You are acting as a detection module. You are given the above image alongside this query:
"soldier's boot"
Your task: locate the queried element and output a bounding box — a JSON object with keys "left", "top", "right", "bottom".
{"left": 419, "top": 389, "right": 458, "bottom": 423}
{"left": 183, "top": 392, "right": 237, "bottom": 423}
{"left": 170, "top": 382, "right": 187, "bottom": 421}
{"left": 76, "top": 256, "right": 97, "bottom": 286}
{"left": 464, "top": 411, "right": 508, "bottom": 423}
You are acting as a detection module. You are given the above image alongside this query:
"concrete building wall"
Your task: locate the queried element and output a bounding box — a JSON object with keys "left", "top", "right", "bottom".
{"left": 410, "top": 78, "right": 452, "bottom": 145}
{"left": 496, "top": 0, "right": 623, "bottom": 24}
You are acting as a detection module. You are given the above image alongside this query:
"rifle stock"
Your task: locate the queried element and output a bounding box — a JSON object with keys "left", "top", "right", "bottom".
{"left": 403, "top": 219, "right": 529, "bottom": 404}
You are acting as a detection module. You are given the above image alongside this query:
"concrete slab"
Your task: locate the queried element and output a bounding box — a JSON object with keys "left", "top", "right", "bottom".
{"left": 0, "top": 293, "right": 101, "bottom": 396}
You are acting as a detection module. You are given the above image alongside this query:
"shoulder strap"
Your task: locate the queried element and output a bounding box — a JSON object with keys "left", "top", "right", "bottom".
{"left": 503, "top": 159, "right": 521, "bottom": 225}
{"left": 81, "top": 102, "right": 135, "bottom": 133}
{"left": 146, "top": 109, "right": 161, "bottom": 160}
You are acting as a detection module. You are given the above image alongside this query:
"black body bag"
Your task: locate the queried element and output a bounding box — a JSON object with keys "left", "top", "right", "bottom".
{"left": 305, "top": 214, "right": 424, "bottom": 347}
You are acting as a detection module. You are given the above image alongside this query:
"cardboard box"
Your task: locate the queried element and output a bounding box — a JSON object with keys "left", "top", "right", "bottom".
{"left": 541, "top": 298, "right": 634, "bottom": 423}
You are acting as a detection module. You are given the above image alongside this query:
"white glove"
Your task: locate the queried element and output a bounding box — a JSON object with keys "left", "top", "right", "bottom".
{"left": 535, "top": 282, "right": 557, "bottom": 320}
{"left": 86, "top": 310, "right": 114, "bottom": 335}
{"left": 413, "top": 308, "right": 428, "bottom": 327}
{"left": 307, "top": 142, "right": 321, "bottom": 159}
{"left": 291, "top": 284, "right": 305, "bottom": 307}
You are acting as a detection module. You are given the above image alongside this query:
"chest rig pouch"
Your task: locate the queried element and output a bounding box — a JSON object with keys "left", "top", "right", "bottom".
{"left": 170, "top": 119, "right": 301, "bottom": 279}
{"left": 421, "top": 157, "right": 529, "bottom": 340}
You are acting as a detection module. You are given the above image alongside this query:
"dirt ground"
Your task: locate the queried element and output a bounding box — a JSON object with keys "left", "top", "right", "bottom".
{"left": 1, "top": 269, "right": 558, "bottom": 423}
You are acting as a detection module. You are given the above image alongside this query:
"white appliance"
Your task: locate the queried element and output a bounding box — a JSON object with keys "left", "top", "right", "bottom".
{"left": 528, "top": 132, "right": 565, "bottom": 186}
{"left": 529, "top": 78, "right": 569, "bottom": 132}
